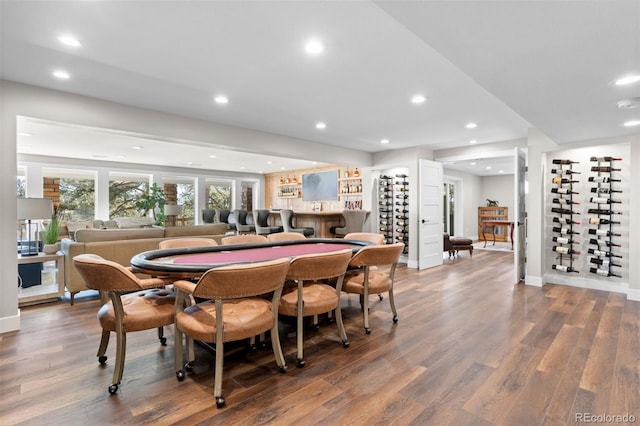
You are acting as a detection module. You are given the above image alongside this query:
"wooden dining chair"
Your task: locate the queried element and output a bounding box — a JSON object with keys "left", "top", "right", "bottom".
{"left": 73, "top": 254, "right": 175, "bottom": 395}
{"left": 173, "top": 258, "right": 290, "bottom": 408}
{"left": 279, "top": 249, "right": 353, "bottom": 368}
{"left": 342, "top": 243, "right": 404, "bottom": 334}
{"left": 220, "top": 234, "right": 267, "bottom": 245}
{"left": 159, "top": 237, "right": 218, "bottom": 249}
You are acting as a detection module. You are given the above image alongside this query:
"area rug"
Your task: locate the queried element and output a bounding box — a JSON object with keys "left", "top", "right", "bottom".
{"left": 473, "top": 241, "right": 513, "bottom": 252}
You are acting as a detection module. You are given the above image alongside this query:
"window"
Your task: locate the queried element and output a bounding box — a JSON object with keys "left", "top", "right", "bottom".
{"left": 442, "top": 180, "right": 456, "bottom": 236}
{"left": 43, "top": 168, "right": 96, "bottom": 221}
{"left": 17, "top": 166, "right": 25, "bottom": 197}
{"left": 206, "top": 180, "right": 232, "bottom": 210}
{"left": 241, "top": 181, "right": 254, "bottom": 211}
{"left": 109, "top": 172, "right": 150, "bottom": 219}
{"left": 162, "top": 177, "right": 195, "bottom": 226}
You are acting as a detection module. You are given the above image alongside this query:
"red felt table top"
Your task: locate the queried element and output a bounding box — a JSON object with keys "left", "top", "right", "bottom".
{"left": 172, "top": 243, "right": 356, "bottom": 265}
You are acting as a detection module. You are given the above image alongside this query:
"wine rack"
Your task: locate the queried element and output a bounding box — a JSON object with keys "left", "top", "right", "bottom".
{"left": 550, "top": 159, "right": 580, "bottom": 273}
{"left": 378, "top": 175, "right": 394, "bottom": 244}
{"left": 395, "top": 174, "right": 409, "bottom": 254}
{"left": 586, "top": 156, "right": 623, "bottom": 278}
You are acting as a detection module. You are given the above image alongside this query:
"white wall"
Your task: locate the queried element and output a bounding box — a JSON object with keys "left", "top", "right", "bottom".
{"left": 480, "top": 174, "right": 515, "bottom": 221}
{"left": 443, "top": 168, "right": 481, "bottom": 239}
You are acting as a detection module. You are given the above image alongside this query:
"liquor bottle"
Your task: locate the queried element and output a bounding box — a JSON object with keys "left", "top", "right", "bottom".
{"left": 587, "top": 248, "right": 622, "bottom": 258}
{"left": 587, "top": 229, "right": 621, "bottom": 237}
{"left": 552, "top": 264, "right": 578, "bottom": 273}
{"left": 553, "top": 246, "right": 580, "bottom": 255}
{"left": 590, "top": 187, "right": 622, "bottom": 194}
{"left": 587, "top": 208, "right": 622, "bottom": 215}
{"left": 553, "top": 217, "right": 580, "bottom": 225}
{"left": 552, "top": 198, "right": 580, "bottom": 205}
{"left": 344, "top": 169, "right": 350, "bottom": 178}
{"left": 590, "top": 166, "right": 621, "bottom": 172}
{"left": 589, "top": 239, "right": 621, "bottom": 247}
{"left": 552, "top": 177, "right": 579, "bottom": 185}
{"left": 588, "top": 217, "right": 620, "bottom": 225}
{"left": 588, "top": 176, "right": 621, "bottom": 183}
{"left": 551, "top": 207, "right": 578, "bottom": 215}
{"left": 552, "top": 236, "right": 577, "bottom": 244}
{"left": 552, "top": 227, "right": 579, "bottom": 235}
{"left": 353, "top": 168, "right": 360, "bottom": 177}
{"left": 552, "top": 188, "right": 579, "bottom": 195}
{"left": 551, "top": 169, "right": 581, "bottom": 175}
{"left": 589, "top": 258, "right": 622, "bottom": 268}
{"left": 589, "top": 197, "right": 621, "bottom": 204}
{"left": 590, "top": 156, "right": 622, "bottom": 162}
{"left": 589, "top": 267, "right": 622, "bottom": 278}
{"left": 552, "top": 159, "right": 579, "bottom": 165}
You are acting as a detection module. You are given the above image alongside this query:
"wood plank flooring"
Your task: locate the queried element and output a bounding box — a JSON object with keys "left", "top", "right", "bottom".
{"left": 1, "top": 250, "right": 638, "bottom": 425}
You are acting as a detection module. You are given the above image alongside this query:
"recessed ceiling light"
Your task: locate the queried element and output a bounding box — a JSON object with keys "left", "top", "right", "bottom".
{"left": 316, "top": 122, "right": 326, "bottom": 130}
{"left": 214, "top": 95, "right": 228, "bottom": 104}
{"left": 117, "top": 155, "right": 127, "bottom": 159}
{"left": 485, "top": 166, "right": 492, "bottom": 170}
{"left": 614, "top": 74, "right": 640, "bottom": 86}
{"left": 380, "top": 139, "right": 389, "bottom": 144}
{"left": 311, "top": 161, "right": 318, "bottom": 165}
{"left": 53, "top": 70, "right": 70, "bottom": 79}
{"left": 209, "top": 155, "right": 217, "bottom": 158}
{"left": 465, "top": 122, "right": 477, "bottom": 129}
{"left": 469, "top": 139, "right": 477, "bottom": 144}
{"left": 305, "top": 39, "right": 324, "bottom": 55}
{"left": 623, "top": 119, "right": 640, "bottom": 127}
{"left": 411, "top": 94, "right": 427, "bottom": 104}
{"left": 58, "top": 35, "right": 81, "bottom": 47}
{"left": 187, "top": 162, "right": 194, "bottom": 165}
{"left": 470, "top": 162, "right": 476, "bottom": 166}
{"left": 267, "top": 161, "right": 273, "bottom": 164}
{"left": 131, "top": 146, "right": 143, "bottom": 150}
{"left": 280, "top": 166, "right": 286, "bottom": 170}
{"left": 18, "top": 132, "right": 32, "bottom": 137}
{"left": 499, "top": 170, "right": 505, "bottom": 174}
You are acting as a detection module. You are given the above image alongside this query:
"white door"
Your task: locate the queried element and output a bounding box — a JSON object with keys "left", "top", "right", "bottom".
{"left": 419, "top": 159, "right": 443, "bottom": 269}
{"left": 514, "top": 147, "right": 527, "bottom": 283}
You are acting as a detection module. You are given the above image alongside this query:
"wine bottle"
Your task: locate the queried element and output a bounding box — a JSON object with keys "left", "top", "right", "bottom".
{"left": 552, "top": 159, "right": 579, "bottom": 165}
{"left": 395, "top": 194, "right": 409, "bottom": 199}
{"left": 587, "top": 208, "right": 622, "bottom": 215}
{"left": 552, "top": 264, "right": 578, "bottom": 273}
{"left": 588, "top": 217, "right": 620, "bottom": 225}
{"left": 552, "top": 177, "right": 579, "bottom": 185}
{"left": 552, "top": 188, "right": 578, "bottom": 194}
{"left": 379, "top": 201, "right": 392, "bottom": 206}
{"left": 552, "top": 236, "right": 577, "bottom": 244}
{"left": 379, "top": 214, "right": 390, "bottom": 219}
{"left": 551, "top": 169, "right": 581, "bottom": 175}
{"left": 395, "top": 208, "right": 408, "bottom": 213}
{"left": 553, "top": 217, "right": 580, "bottom": 225}
{"left": 589, "top": 197, "right": 621, "bottom": 204}
{"left": 395, "top": 174, "right": 408, "bottom": 178}
{"left": 552, "top": 198, "right": 580, "bottom": 205}
{"left": 553, "top": 246, "right": 580, "bottom": 255}
{"left": 588, "top": 176, "right": 621, "bottom": 183}
{"left": 588, "top": 229, "right": 621, "bottom": 237}
{"left": 395, "top": 202, "right": 409, "bottom": 206}
{"left": 590, "top": 187, "right": 622, "bottom": 194}
{"left": 589, "top": 258, "right": 622, "bottom": 268}
{"left": 551, "top": 207, "right": 579, "bottom": 215}
{"left": 589, "top": 239, "right": 621, "bottom": 247}
{"left": 590, "top": 166, "right": 621, "bottom": 172}
{"left": 589, "top": 267, "right": 622, "bottom": 278}
{"left": 590, "top": 156, "right": 622, "bottom": 162}
{"left": 587, "top": 248, "right": 622, "bottom": 258}
{"left": 552, "top": 227, "right": 579, "bottom": 235}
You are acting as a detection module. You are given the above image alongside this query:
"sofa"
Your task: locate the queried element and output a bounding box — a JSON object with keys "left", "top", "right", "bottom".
{"left": 60, "top": 223, "right": 229, "bottom": 304}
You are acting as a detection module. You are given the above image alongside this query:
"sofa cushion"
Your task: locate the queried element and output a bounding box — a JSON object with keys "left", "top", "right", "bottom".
{"left": 74, "top": 228, "right": 165, "bottom": 243}
{"left": 164, "top": 223, "right": 228, "bottom": 238}
{"left": 114, "top": 216, "right": 155, "bottom": 228}
{"left": 67, "top": 220, "right": 103, "bottom": 233}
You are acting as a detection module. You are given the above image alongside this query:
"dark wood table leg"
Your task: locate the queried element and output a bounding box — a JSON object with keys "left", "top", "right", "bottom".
{"left": 492, "top": 225, "right": 497, "bottom": 246}
{"left": 482, "top": 226, "right": 487, "bottom": 247}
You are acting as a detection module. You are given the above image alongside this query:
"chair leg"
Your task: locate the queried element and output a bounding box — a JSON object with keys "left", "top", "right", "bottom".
{"left": 388, "top": 288, "right": 398, "bottom": 323}
{"left": 270, "top": 324, "right": 287, "bottom": 373}
{"left": 214, "top": 339, "right": 225, "bottom": 408}
{"left": 311, "top": 314, "right": 319, "bottom": 331}
{"left": 174, "top": 323, "right": 185, "bottom": 381}
{"left": 363, "top": 287, "right": 370, "bottom": 335}
{"left": 110, "top": 327, "right": 126, "bottom": 394}
{"left": 334, "top": 304, "right": 349, "bottom": 348}
{"left": 97, "top": 329, "right": 110, "bottom": 364}
{"left": 296, "top": 312, "right": 305, "bottom": 368}
{"left": 157, "top": 326, "right": 166, "bottom": 345}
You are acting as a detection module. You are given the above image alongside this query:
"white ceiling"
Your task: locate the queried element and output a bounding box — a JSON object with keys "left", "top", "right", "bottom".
{"left": 2, "top": 1, "right": 639, "bottom": 176}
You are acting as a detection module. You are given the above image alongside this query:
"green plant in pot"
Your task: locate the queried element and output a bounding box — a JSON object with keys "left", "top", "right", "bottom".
{"left": 42, "top": 212, "right": 61, "bottom": 254}
{"left": 136, "top": 182, "right": 167, "bottom": 226}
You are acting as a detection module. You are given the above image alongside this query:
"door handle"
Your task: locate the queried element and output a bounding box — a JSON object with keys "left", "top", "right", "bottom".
{"left": 421, "top": 219, "right": 427, "bottom": 224}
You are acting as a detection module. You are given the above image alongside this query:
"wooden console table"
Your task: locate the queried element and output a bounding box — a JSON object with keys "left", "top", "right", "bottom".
{"left": 18, "top": 252, "right": 65, "bottom": 306}
{"left": 481, "top": 220, "right": 515, "bottom": 250}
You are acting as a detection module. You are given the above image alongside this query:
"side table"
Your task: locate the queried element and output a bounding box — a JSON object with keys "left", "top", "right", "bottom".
{"left": 17, "top": 252, "right": 65, "bottom": 307}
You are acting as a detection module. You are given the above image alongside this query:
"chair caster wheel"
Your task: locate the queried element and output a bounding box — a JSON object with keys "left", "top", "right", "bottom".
{"left": 176, "top": 370, "right": 185, "bottom": 381}
{"left": 98, "top": 355, "right": 107, "bottom": 364}
{"left": 215, "top": 396, "right": 225, "bottom": 409}
{"left": 365, "top": 327, "right": 371, "bottom": 335}
{"left": 184, "top": 362, "right": 194, "bottom": 372}
{"left": 279, "top": 365, "right": 288, "bottom": 373}
{"left": 160, "top": 337, "right": 167, "bottom": 346}
{"left": 342, "top": 340, "right": 350, "bottom": 348}
{"left": 296, "top": 359, "right": 306, "bottom": 368}
{"left": 378, "top": 294, "right": 383, "bottom": 301}
{"left": 393, "top": 316, "right": 398, "bottom": 323}
{"left": 108, "top": 384, "right": 118, "bottom": 395}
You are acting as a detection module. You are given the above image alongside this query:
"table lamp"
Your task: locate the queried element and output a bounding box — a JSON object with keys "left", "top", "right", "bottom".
{"left": 17, "top": 198, "right": 53, "bottom": 256}
{"left": 164, "top": 204, "right": 183, "bottom": 226}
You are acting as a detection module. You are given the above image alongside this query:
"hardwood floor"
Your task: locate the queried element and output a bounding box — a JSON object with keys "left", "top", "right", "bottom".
{"left": 1, "top": 250, "right": 638, "bottom": 425}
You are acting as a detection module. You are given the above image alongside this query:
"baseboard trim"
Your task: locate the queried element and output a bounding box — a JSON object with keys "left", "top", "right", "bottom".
{"left": 0, "top": 311, "right": 21, "bottom": 334}
{"left": 525, "top": 275, "right": 543, "bottom": 287}
{"left": 627, "top": 288, "right": 640, "bottom": 301}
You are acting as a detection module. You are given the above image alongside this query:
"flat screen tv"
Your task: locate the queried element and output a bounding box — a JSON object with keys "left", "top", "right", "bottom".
{"left": 302, "top": 170, "right": 338, "bottom": 201}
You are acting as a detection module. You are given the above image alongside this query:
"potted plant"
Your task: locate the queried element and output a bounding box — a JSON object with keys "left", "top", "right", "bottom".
{"left": 136, "top": 182, "right": 167, "bottom": 226}
{"left": 42, "top": 212, "right": 61, "bottom": 254}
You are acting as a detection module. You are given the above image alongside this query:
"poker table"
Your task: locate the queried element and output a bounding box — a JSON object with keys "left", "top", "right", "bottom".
{"left": 130, "top": 238, "right": 371, "bottom": 279}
